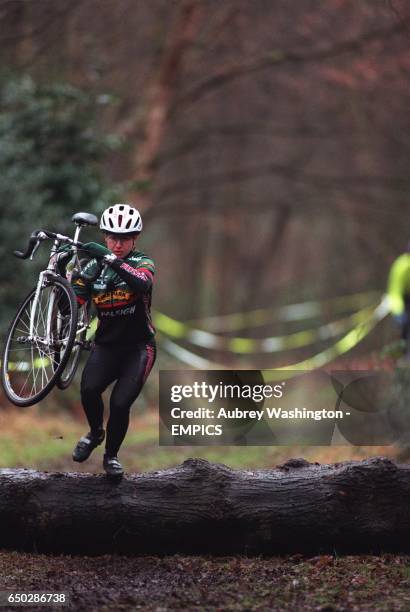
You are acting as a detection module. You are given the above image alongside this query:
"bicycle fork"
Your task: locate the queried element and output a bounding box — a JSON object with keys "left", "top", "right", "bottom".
{"left": 29, "top": 270, "right": 57, "bottom": 346}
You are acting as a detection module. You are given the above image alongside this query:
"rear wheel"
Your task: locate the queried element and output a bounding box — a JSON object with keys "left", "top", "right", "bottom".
{"left": 56, "top": 301, "right": 90, "bottom": 390}
{"left": 1, "top": 277, "right": 78, "bottom": 406}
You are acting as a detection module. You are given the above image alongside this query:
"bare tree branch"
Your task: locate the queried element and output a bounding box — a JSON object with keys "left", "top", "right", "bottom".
{"left": 154, "top": 123, "right": 397, "bottom": 169}
{"left": 173, "top": 22, "right": 408, "bottom": 112}
{"left": 0, "top": 1, "right": 75, "bottom": 44}
{"left": 155, "top": 162, "right": 410, "bottom": 203}
{"left": 387, "top": 0, "right": 410, "bottom": 38}
{"left": 144, "top": 185, "right": 405, "bottom": 221}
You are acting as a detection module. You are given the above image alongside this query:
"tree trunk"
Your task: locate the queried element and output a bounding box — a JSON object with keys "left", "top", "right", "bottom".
{"left": 129, "top": 0, "right": 203, "bottom": 197}
{"left": 0, "top": 457, "right": 409, "bottom": 555}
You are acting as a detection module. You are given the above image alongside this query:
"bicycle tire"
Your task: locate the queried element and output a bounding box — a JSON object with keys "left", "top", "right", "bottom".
{"left": 56, "top": 302, "right": 90, "bottom": 390}
{"left": 1, "top": 277, "right": 78, "bottom": 407}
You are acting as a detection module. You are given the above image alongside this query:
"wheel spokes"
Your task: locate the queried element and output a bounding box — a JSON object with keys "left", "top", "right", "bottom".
{"left": 3, "top": 283, "right": 76, "bottom": 402}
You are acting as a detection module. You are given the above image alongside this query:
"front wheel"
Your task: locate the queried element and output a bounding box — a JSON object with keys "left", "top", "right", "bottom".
{"left": 1, "top": 277, "right": 78, "bottom": 406}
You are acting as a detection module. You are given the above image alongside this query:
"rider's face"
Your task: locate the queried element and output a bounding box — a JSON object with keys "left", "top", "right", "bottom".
{"left": 104, "top": 234, "right": 137, "bottom": 258}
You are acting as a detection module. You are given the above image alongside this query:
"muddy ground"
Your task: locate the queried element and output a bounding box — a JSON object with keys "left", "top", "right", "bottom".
{"left": 0, "top": 551, "right": 408, "bottom": 611}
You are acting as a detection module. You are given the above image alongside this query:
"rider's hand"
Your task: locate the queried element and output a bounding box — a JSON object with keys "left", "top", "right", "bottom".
{"left": 103, "top": 253, "right": 117, "bottom": 265}
{"left": 82, "top": 242, "right": 111, "bottom": 259}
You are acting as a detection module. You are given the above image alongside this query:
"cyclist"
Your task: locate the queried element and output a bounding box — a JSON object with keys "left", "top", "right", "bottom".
{"left": 71, "top": 203, "right": 156, "bottom": 477}
{"left": 387, "top": 244, "right": 410, "bottom": 349}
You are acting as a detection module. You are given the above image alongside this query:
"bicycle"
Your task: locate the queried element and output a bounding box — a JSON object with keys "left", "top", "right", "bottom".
{"left": 1, "top": 212, "right": 104, "bottom": 407}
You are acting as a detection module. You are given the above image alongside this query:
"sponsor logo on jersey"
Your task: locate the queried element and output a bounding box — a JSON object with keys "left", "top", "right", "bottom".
{"left": 94, "top": 289, "right": 135, "bottom": 306}
{"left": 100, "top": 305, "right": 136, "bottom": 317}
{"left": 120, "top": 262, "right": 151, "bottom": 280}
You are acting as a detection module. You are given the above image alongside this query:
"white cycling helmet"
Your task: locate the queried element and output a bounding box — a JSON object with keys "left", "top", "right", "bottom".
{"left": 100, "top": 203, "right": 143, "bottom": 234}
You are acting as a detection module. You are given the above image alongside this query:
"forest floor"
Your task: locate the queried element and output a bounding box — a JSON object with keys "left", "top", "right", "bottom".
{"left": 0, "top": 551, "right": 408, "bottom": 611}
{"left": 0, "top": 406, "right": 408, "bottom": 611}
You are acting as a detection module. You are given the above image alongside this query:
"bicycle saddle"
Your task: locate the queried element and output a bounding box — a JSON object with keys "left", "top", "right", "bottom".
{"left": 72, "top": 212, "right": 98, "bottom": 226}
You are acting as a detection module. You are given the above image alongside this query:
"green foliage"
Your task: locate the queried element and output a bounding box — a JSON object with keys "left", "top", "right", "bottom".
{"left": 0, "top": 75, "right": 122, "bottom": 328}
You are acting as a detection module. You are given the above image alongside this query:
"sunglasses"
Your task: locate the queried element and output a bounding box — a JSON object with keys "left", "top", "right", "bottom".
{"left": 105, "top": 234, "right": 135, "bottom": 243}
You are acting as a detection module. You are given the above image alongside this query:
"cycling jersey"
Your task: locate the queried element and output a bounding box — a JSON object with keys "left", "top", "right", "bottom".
{"left": 73, "top": 249, "right": 155, "bottom": 345}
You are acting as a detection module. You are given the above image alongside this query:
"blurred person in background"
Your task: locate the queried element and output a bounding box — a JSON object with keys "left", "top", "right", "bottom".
{"left": 387, "top": 243, "right": 410, "bottom": 354}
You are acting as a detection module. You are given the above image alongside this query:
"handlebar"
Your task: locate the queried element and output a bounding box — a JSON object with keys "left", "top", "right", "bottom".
{"left": 13, "top": 229, "right": 84, "bottom": 260}
{"left": 14, "top": 229, "right": 108, "bottom": 282}
{"left": 13, "top": 230, "right": 42, "bottom": 259}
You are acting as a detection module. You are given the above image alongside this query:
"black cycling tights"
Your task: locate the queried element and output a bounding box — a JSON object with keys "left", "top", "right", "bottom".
{"left": 80, "top": 340, "right": 156, "bottom": 457}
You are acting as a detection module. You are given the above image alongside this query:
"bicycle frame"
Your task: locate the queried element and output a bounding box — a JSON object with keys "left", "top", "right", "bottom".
{"left": 2, "top": 212, "right": 99, "bottom": 405}
{"left": 28, "top": 224, "right": 86, "bottom": 344}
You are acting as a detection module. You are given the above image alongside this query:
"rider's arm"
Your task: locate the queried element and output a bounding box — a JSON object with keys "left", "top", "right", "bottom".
{"left": 71, "top": 259, "right": 96, "bottom": 305}
{"left": 81, "top": 242, "right": 155, "bottom": 293}
{"left": 108, "top": 257, "right": 155, "bottom": 293}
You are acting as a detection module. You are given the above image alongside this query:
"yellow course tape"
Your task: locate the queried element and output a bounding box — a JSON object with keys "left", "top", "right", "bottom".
{"left": 160, "top": 298, "right": 390, "bottom": 375}
{"left": 7, "top": 357, "right": 52, "bottom": 371}
{"left": 154, "top": 303, "right": 378, "bottom": 354}
{"left": 161, "top": 338, "right": 225, "bottom": 369}
{"left": 262, "top": 298, "right": 390, "bottom": 379}
{"left": 184, "top": 290, "right": 381, "bottom": 332}
{"left": 3, "top": 295, "right": 389, "bottom": 374}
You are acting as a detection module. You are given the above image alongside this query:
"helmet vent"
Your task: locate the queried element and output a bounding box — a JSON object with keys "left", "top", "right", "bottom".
{"left": 100, "top": 203, "right": 143, "bottom": 233}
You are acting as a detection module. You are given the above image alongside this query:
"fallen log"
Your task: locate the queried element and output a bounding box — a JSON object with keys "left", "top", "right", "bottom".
{"left": 0, "top": 457, "right": 409, "bottom": 555}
